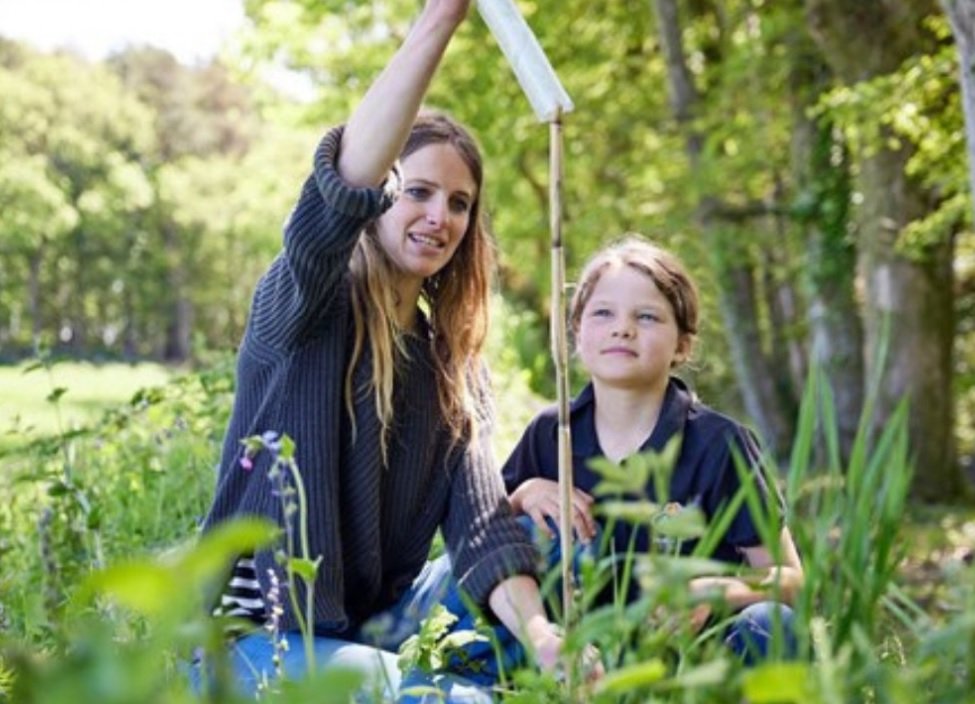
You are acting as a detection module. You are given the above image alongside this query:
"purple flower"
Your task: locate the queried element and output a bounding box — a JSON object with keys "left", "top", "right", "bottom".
{"left": 240, "top": 456, "right": 254, "bottom": 471}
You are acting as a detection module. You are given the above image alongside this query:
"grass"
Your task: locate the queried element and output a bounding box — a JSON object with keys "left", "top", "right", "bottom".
{"left": 1, "top": 356, "right": 974, "bottom": 702}
{"left": 0, "top": 361, "right": 173, "bottom": 446}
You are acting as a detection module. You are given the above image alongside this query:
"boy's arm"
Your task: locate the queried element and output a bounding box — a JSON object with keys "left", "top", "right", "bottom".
{"left": 687, "top": 526, "right": 804, "bottom": 630}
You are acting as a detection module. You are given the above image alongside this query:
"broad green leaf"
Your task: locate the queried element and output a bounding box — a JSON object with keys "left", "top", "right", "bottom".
{"left": 440, "top": 630, "right": 489, "bottom": 650}
{"left": 597, "top": 500, "right": 659, "bottom": 524}
{"left": 595, "top": 659, "right": 667, "bottom": 694}
{"left": 177, "top": 517, "right": 280, "bottom": 582}
{"left": 81, "top": 561, "right": 177, "bottom": 616}
{"left": 655, "top": 658, "right": 730, "bottom": 690}
{"left": 653, "top": 505, "right": 707, "bottom": 539}
{"left": 743, "top": 662, "right": 812, "bottom": 702}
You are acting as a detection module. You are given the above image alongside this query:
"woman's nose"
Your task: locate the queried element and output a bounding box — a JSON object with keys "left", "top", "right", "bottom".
{"left": 425, "top": 198, "right": 447, "bottom": 228}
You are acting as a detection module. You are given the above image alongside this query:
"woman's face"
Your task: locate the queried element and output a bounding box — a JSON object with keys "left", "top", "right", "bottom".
{"left": 375, "top": 142, "right": 477, "bottom": 290}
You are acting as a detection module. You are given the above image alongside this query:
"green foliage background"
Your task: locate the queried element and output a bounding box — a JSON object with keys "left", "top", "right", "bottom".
{"left": 2, "top": 1, "right": 975, "bottom": 700}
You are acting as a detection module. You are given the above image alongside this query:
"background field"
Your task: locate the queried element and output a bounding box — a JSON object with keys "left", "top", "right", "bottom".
{"left": 0, "top": 362, "right": 172, "bottom": 449}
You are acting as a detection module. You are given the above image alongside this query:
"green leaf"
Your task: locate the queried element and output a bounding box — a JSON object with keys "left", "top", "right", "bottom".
{"left": 397, "top": 634, "right": 421, "bottom": 671}
{"left": 655, "top": 658, "right": 730, "bottom": 690}
{"left": 81, "top": 561, "right": 177, "bottom": 616}
{"left": 288, "top": 556, "right": 321, "bottom": 584}
{"left": 177, "top": 517, "right": 280, "bottom": 583}
{"left": 440, "top": 629, "right": 489, "bottom": 651}
{"left": 653, "top": 505, "right": 707, "bottom": 539}
{"left": 274, "top": 666, "right": 366, "bottom": 703}
{"left": 595, "top": 659, "right": 667, "bottom": 694}
{"left": 637, "top": 556, "right": 737, "bottom": 591}
{"left": 743, "top": 662, "right": 812, "bottom": 702}
{"left": 597, "top": 500, "right": 659, "bottom": 524}
{"left": 46, "top": 387, "right": 67, "bottom": 403}
{"left": 279, "top": 433, "right": 296, "bottom": 461}
{"left": 47, "top": 481, "right": 70, "bottom": 497}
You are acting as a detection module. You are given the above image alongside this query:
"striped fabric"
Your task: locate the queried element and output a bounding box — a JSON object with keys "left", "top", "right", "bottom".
{"left": 213, "top": 556, "right": 267, "bottom": 624}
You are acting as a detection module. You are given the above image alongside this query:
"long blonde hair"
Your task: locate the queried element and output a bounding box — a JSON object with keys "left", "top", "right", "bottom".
{"left": 346, "top": 113, "right": 495, "bottom": 457}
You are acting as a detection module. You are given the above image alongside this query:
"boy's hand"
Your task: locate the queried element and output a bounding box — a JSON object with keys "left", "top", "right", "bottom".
{"left": 510, "top": 478, "right": 597, "bottom": 544}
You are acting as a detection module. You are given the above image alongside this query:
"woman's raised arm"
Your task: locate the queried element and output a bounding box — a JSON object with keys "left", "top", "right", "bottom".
{"left": 338, "top": 0, "right": 471, "bottom": 187}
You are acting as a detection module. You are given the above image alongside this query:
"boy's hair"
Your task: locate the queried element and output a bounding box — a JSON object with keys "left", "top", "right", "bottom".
{"left": 569, "top": 233, "right": 699, "bottom": 365}
{"left": 347, "top": 111, "right": 495, "bottom": 457}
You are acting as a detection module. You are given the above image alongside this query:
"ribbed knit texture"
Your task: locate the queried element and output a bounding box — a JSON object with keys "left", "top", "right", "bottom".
{"left": 202, "top": 125, "right": 539, "bottom": 635}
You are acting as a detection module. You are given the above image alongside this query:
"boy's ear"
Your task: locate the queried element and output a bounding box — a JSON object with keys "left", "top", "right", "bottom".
{"left": 672, "top": 334, "right": 692, "bottom": 367}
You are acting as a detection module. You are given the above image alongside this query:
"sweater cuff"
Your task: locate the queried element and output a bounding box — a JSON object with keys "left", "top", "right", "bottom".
{"left": 312, "top": 124, "right": 402, "bottom": 219}
{"left": 456, "top": 543, "right": 540, "bottom": 606}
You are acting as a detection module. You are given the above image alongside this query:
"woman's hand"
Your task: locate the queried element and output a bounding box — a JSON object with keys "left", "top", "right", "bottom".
{"left": 527, "top": 621, "right": 563, "bottom": 673}
{"left": 526, "top": 623, "right": 604, "bottom": 684}
{"left": 510, "top": 478, "right": 597, "bottom": 544}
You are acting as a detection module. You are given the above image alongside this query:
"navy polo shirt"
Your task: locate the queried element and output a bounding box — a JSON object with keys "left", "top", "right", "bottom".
{"left": 502, "top": 377, "right": 774, "bottom": 570}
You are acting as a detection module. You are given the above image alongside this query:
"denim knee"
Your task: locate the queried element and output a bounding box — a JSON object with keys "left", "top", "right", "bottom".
{"left": 188, "top": 631, "right": 401, "bottom": 700}
{"left": 724, "top": 601, "right": 797, "bottom": 665}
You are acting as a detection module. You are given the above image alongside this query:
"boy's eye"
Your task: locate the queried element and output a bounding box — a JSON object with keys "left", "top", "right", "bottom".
{"left": 637, "top": 312, "right": 660, "bottom": 322}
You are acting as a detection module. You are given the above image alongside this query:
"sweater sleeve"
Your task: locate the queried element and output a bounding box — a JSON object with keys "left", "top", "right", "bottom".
{"left": 442, "top": 376, "right": 540, "bottom": 606}
{"left": 247, "top": 124, "right": 401, "bottom": 354}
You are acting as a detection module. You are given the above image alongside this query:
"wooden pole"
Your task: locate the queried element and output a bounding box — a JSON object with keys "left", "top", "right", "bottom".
{"left": 549, "top": 113, "right": 575, "bottom": 627}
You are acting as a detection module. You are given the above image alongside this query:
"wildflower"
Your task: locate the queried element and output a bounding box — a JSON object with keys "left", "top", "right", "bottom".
{"left": 262, "top": 430, "right": 282, "bottom": 453}
{"left": 266, "top": 568, "right": 288, "bottom": 679}
{"left": 240, "top": 456, "right": 254, "bottom": 471}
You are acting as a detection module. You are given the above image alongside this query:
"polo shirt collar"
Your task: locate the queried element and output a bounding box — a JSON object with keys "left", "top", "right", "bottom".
{"left": 570, "top": 377, "right": 695, "bottom": 458}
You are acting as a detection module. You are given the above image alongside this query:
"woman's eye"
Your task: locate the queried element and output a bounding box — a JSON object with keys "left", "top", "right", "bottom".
{"left": 449, "top": 197, "right": 471, "bottom": 214}
{"left": 405, "top": 186, "right": 430, "bottom": 200}
{"left": 591, "top": 308, "right": 612, "bottom": 317}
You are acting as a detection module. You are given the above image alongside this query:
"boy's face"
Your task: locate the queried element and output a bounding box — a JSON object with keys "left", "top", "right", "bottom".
{"left": 576, "top": 263, "right": 686, "bottom": 392}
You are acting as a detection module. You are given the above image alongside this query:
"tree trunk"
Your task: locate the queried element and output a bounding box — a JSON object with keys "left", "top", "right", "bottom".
{"left": 787, "top": 31, "right": 864, "bottom": 461}
{"left": 943, "top": 0, "right": 975, "bottom": 225}
{"left": 652, "top": 0, "right": 796, "bottom": 457}
{"left": 162, "top": 222, "right": 192, "bottom": 363}
{"left": 27, "top": 248, "right": 42, "bottom": 349}
{"left": 859, "top": 148, "right": 957, "bottom": 499}
{"left": 122, "top": 284, "right": 138, "bottom": 361}
{"left": 805, "top": 0, "right": 960, "bottom": 498}
{"left": 712, "top": 233, "right": 796, "bottom": 454}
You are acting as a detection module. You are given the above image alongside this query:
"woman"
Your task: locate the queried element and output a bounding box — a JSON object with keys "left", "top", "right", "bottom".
{"left": 198, "top": 1, "right": 566, "bottom": 699}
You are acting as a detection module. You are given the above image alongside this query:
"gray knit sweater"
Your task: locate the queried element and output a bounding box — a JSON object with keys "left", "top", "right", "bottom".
{"left": 202, "top": 126, "right": 538, "bottom": 635}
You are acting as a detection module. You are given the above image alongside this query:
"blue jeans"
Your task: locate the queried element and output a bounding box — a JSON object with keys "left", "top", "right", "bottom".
{"left": 189, "top": 557, "right": 498, "bottom": 702}
{"left": 723, "top": 601, "right": 797, "bottom": 665}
